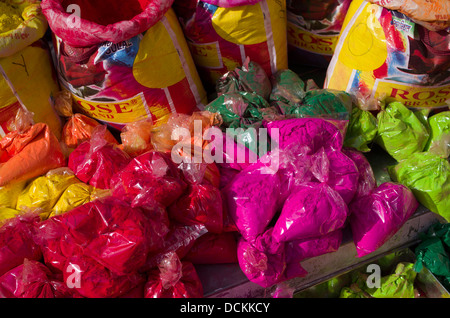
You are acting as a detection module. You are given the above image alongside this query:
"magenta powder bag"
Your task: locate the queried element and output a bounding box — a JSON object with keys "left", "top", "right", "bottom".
{"left": 222, "top": 161, "right": 280, "bottom": 242}
{"left": 342, "top": 147, "right": 377, "bottom": 200}
{"left": 264, "top": 117, "right": 345, "bottom": 153}
{"left": 272, "top": 182, "right": 348, "bottom": 243}
{"left": 349, "top": 182, "right": 419, "bottom": 257}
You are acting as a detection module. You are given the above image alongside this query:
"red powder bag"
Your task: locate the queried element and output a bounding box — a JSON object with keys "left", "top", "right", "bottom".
{"left": 57, "top": 196, "right": 170, "bottom": 274}
{"left": 184, "top": 232, "right": 238, "bottom": 264}
{"left": 0, "top": 214, "right": 42, "bottom": 277}
{"left": 0, "top": 259, "right": 79, "bottom": 298}
{"left": 68, "top": 126, "right": 131, "bottom": 189}
{"left": 144, "top": 252, "right": 203, "bottom": 298}
{"left": 111, "top": 150, "right": 187, "bottom": 208}
{"left": 63, "top": 254, "right": 145, "bottom": 298}
{"left": 0, "top": 123, "right": 65, "bottom": 186}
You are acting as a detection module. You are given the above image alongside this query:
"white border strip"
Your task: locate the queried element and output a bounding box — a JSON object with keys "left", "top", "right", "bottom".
{"left": 260, "top": 0, "right": 277, "bottom": 75}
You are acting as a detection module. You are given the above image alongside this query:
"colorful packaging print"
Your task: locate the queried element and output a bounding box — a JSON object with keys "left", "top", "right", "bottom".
{"left": 325, "top": 0, "right": 450, "bottom": 110}
{"left": 173, "top": 0, "right": 288, "bottom": 92}
{"left": 286, "top": 0, "right": 352, "bottom": 68}
{"left": 0, "top": 0, "right": 62, "bottom": 139}
{"left": 41, "top": 0, "right": 207, "bottom": 131}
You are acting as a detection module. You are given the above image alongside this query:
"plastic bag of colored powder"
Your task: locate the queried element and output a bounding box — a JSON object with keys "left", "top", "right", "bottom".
{"left": 367, "top": 262, "right": 417, "bottom": 298}
{"left": 56, "top": 196, "right": 170, "bottom": 275}
{"left": 269, "top": 69, "right": 306, "bottom": 111}
{"left": 0, "top": 123, "right": 65, "bottom": 187}
{"left": 222, "top": 160, "right": 281, "bottom": 241}
{"left": 272, "top": 182, "right": 348, "bottom": 243}
{"left": 424, "top": 111, "right": 450, "bottom": 158}
{"left": 375, "top": 102, "right": 429, "bottom": 162}
{"left": 50, "top": 182, "right": 111, "bottom": 217}
{"left": 0, "top": 180, "right": 26, "bottom": 209}
{"left": 344, "top": 106, "right": 378, "bottom": 152}
{"left": 111, "top": 150, "right": 187, "bottom": 208}
{"left": 388, "top": 152, "right": 450, "bottom": 222}
{"left": 414, "top": 223, "right": 450, "bottom": 278}
{"left": 63, "top": 253, "right": 146, "bottom": 298}
{"left": 68, "top": 125, "right": 131, "bottom": 189}
{"left": 264, "top": 117, "right": 344, "bottom": 153}
{"left": 237, "top": 229, "right": 308, "bottom": 288}
{"left": 216, "top": 58, "right": 272, "bottom": 100}
{"left": 184, "top": 232, "right": 238, "bottom": 264}
{"left": 0, "top": 214, "right": 42, "bottom": 277}
{"left": 286, "top": 230, "right": 343, "bottom": 263}
{"left": 168, "top": 162, "right": 223, "bottom": 233}
{"left": 16, "top": 168, "right": 81, "bottom": 220}
{"left": 349, "top": 182, "right": 419, "bottom": 257}
{"left": 120, "top": 117, "right": 154, "bottom": 158}
{"left": 144, "top": 252, "right": 203, "bottom": 298}
{"left": 342, "top": 148, "right": 377, "bottom": 200}
{"left": 287, "top": 89, "right": 352, "bottom": 121}
{"left": 0, "top": 259, "right": 79, "bottom": 298}
{"left": 205, "top": 91, "right": 271, "bottom": 130}
{"left": 309, "top": 147, "right": 359, "bottom": 204}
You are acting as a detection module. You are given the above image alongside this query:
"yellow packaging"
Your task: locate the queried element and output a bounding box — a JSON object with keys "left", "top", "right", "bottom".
{"left": 324, "top": 0, "right": 450, "bottom": 110}
{"left": 0, "top": 0, "right": 62, "bottom": 139}
{"left": 0, "top": 207, "right": 21, "bottom": 222}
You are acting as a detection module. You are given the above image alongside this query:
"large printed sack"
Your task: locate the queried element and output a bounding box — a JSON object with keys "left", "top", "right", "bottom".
{"left": 41, "top": 0, "right": 207, "bottom": 131}
{"left": 0, "top": 123, "right": 66, "bottom": 187}
{"left": 325, "top": 0, "right": 450, "bottom": 110}
{"left": 173, "top": 0, "right": 288, "bottom": 92}
{"left": 0, "top": 0, "right": 62, "bottom": 140}
{"left": 286, "top": 0, "right": 352, "bottom": 68}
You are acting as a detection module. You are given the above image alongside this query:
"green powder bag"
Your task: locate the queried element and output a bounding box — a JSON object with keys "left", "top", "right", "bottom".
{"left": 388, "top": 152, "right": 450, "bottom": 222}
{"left": 424, "top": 111, "right": 450, "bottom": 158}
{"left": 344, "top": 106, "right": 378, "bottom": 152}
{"left": 375, "top": 102, "right": 429, "bottom": 161}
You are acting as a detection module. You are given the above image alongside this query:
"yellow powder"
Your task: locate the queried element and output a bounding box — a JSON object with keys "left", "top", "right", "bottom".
{"left": 0, "top": 2, "right": 23, "bottom": 34}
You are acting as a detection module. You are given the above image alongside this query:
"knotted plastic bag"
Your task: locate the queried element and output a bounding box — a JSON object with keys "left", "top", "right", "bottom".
{"left": 50, "top": 182, "right": 111, "bottom": 217}
{"left": 272, "top": 182, "right": 348, "bottom": 243}
{"left": 168, "top": 162, "right": 223, "bottom": 233}
{"left": 342, "top": 148, "right": 377, "bottom": 200}
{"left": 375, "top": 101, "right": 429, "bottom": 161}
{"left": 0, "top": 259, "right": 79, "bottom": 298}
{"left": 223, "top": 159, "right": 280, "bottom": 241}
{"left": 56, "top": 196, "right": 170, "bottom": 275}
{"left": 144, "top": 252, "right": 203, "bottom": 298}
{"left": 16, "top": 168, "right": 81, "bottom": 220}
{"left": 216, "top": 58, "right": 272, "bottom": 100}
{"left": 349, "top": 182, "right": 419, "bottom": 257}
{"left": 120, "top": 117, "right": 154, "bottom": 158}
{"left": 0, "top": 214, "right": 42, "bottom": 277}
{"left": 344, "top": 106, "right": 378, "bottom": 152}
{"left": 264, "top": 117, "right": 344, "bottom": 153}
{"left": 388, "top": 152, "right": 450, "bottom": 222}
{"left": 424, "top": 111, "right": 450, "bottom": 158}
{"left": 68, "top": 125, "right": 131, "bottom": 189}
{"left": 111, "top": 150, "right": 187, "bottom": 208}
{"left": 63, "top": 254, "right": 146, "bottom": 298}
{"left": 269, "top": 69, "right": 306, "bottom": 112}
{"left": 0, "top": 123, "right": 65, "bottom": 186}
{"left": 414, "top": 223, "right": 450, "bottom": 279}
{"left": 237, "top": 228, "right": 308, "bottom": 288}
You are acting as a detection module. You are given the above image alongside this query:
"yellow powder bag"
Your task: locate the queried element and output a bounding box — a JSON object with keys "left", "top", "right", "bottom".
{"left": 50, "top": 183, "right": 110, "bottom": 217}
{"left": 16, "top": 168, "right": 81, "bottom": 220}
{"left": 0, "top": 180, "right": 26, "bottom": 208}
